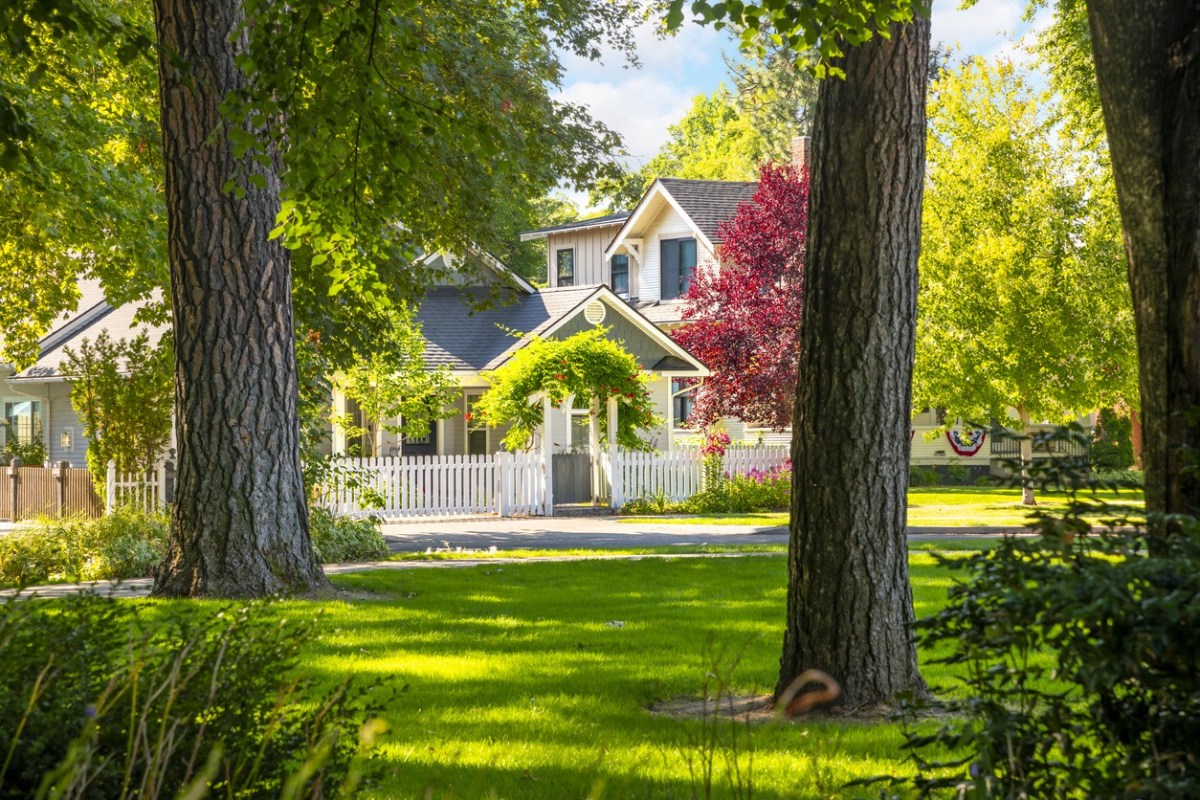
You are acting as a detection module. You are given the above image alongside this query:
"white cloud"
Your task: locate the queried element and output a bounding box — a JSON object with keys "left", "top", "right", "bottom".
{"left": 558, "top": 75, "right": 693, "bottom": 163}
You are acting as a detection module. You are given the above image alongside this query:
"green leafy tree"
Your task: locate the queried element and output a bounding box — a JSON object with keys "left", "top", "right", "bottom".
{"left": 475, "top": 328, "right": 658, "bottom": 452}
{"left": 334, "top": 307, "right": 460, "bottom": 458}
{"left": 913, "top": 57, "right": 1136, "bottom": 504}
{"left": 2, "top": 0, "right": 638, "bottom": 596}
{"left": 60, "top": 330, "right": 174, "bottom": 492}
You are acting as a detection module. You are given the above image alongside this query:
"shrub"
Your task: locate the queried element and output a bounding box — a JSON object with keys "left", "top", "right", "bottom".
{"left": 945, "top": 460, "right": 971, "bottom": 485}
{"left": 1089, "top": 406, "right": 1135, "bottom": 470}
{"left": 309, "top": 508, "right": 389, "bottom": 563}
{"left": 908, "top": 465, "right": 938, "bottom": 487}
{"left": 1090, "top": 467, "right": 1144, "bottom": 487}
{"left": 0, "top": 593, "right": 385, "bottom": 798}
{"left": 682, "top": 463, "right": 791, "bottom": 514}
{"left": 882, "top": 441, "right": 1199, "bottom": 799}
{"left": 0, "top": 508, "right": 168, "bottom": 586}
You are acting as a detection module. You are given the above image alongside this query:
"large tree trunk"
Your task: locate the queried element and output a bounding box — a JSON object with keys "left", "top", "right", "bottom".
{"left": 777, "top": 15, "right": 931, "bottom": 709}
{"left": 1085, "top": 3, "right": 1200, "bottom": 529}
{"left": 151, "top": 0, "right": 327, "bottom": 597}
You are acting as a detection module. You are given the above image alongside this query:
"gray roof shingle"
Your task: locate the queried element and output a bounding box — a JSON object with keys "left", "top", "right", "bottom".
{"left": 521, "top": 211, "right": 630, "bottom": 239}
{"left": 416, "top": 285, "right": 598, "bottom": 371}
{"left": 657, "top": 178, "right": 758, "bottom": 244}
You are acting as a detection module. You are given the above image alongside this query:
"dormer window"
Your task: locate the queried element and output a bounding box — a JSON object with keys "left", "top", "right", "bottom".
{"left": 556, "top": 249, "right": 575, "bottom": 286}
{"left": 610, "top": 254, "right": 629, "bottom": 295}
{"left": 661, "top": 237, "right": 697, "bottom": 300}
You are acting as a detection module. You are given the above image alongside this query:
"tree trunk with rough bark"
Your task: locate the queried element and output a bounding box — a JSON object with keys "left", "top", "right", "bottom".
{"left": 1086, "top": 2, "right": 1200, "bottom": 528}
{"left": 777, "top": 15, "right": 931, "bottom": 709}
{"left": 151, "top": 0, "right": 328, "bottom": 597}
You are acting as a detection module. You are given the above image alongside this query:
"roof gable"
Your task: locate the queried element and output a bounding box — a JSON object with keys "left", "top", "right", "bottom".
{"left": 656, "top": 178, "right": 758, "bottom": 245}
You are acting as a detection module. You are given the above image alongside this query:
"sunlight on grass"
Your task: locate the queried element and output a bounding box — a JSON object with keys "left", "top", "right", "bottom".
{"left": 617, "top": 486, "right": 1145, "bottom": 528}
{"left": 205, "top": 554, "right": 979, "bottom": 798}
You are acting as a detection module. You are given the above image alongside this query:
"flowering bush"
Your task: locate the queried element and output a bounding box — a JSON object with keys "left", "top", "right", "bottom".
{"left": 685, "top": 460, "right": 791, "bottom": 514}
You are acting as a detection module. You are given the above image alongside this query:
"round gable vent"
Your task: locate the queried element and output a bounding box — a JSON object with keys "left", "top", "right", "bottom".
{"left": 584, "top": 300, "right": 607, "bottom": 325}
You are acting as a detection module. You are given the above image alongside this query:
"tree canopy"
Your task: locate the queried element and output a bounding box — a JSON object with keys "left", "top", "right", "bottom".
{"left": 913, "top": 56, "right": 1136, "bottom": 428}
{"left": 592, "top": 48, "right": 815, "bottom": 210}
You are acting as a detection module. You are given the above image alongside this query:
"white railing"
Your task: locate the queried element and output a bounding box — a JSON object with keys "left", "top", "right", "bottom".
{"left": 317, "top": 452, "right": 546, "bottom": 520}
{"left": 105, "top": 460, "right": 170, "bottom": 514}
{"left": 611, "top": 445, "right": 790, "bottom": 509}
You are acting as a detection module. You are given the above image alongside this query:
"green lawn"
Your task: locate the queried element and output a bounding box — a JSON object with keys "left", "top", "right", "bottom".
{"left": 619, "top": 485, "right": 1145, "bottom": 528}
{"left": 230, "top": 550, "right": 981, "bottom": 799}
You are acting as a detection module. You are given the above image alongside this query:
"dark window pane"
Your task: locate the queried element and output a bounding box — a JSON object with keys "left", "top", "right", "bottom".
{"left": 679, "top": 238, "right": 697, "bottom": 296}
{"left": 556, "top": 249, "right": 575, "bottom": 286}
{"left": 610, "top": 254, "right": 629, "bottom": 294}
{"left": 661, "top": 238, "right": 696, "bottom": 299}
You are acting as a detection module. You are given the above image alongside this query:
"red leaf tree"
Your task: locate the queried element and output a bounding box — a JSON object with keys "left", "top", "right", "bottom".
{"left": 674, "top": 162, "right": 809, "bottom": 430}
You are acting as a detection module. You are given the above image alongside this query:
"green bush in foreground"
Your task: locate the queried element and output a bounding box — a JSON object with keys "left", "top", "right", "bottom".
{"left": 0, "top": 593, "right": 385, "bottom": 799}
{"left": 0, "top": 508, "right": 389, "bottom": 586}
{"left": 882, "top": 444, "right": 1199, "bottom": 798}
{"left": 309, "top": 508, "right": 389, "bottom": 563}
{"left": 0, "top": 507, "right": 168, "bottom": 585}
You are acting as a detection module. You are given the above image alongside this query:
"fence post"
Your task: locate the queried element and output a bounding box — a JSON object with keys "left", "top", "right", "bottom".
{"left": 55, "top": 460, "right": 69, "bottom": 518}
{"left": 8, "top": 457, "right": 20, "bottom": 521}
{"left": 105, "top": 459, "right": 117, "bottom": 514}
{"left": 156, "top": 460, "right": 169, "bottom": 511}
{"left": 542, "top": 395, "right": 554, "bottom": 517}
{"left": 164, "top": 458, "right": 176, "bottom": 505}
{"left": 498, "top": 451, "right": 510, "bottom": 517}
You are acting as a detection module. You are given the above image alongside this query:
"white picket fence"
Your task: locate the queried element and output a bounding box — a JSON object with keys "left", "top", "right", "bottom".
{"left": 317, "top": 452, "right": 546, "bottom": 520}
{"left": 105, "top": 460, "right": 170, "bottom": 514}
{"left": 610, "top": 445, "right": 790, "bottom": 508}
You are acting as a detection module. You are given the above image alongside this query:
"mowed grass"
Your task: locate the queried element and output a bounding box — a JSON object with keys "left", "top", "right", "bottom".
{"left": 619, "top": 486, "right": 1145, "bottom": 528}
{"left": 217, "top": 550, "right": 981, "bottom": 799}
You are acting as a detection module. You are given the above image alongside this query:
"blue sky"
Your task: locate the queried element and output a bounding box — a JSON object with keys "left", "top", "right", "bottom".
{"left": 556, "top": 0, "right": 1050, "bottom": 208}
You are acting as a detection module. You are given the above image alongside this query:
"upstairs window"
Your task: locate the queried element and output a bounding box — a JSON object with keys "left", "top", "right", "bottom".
{"left": 556, "top": 249, "right": 575, "bottom": 287}
{"left": 610, "top": 254, "right": 629, "bottom": 295}
{"left": 661, "top": 238, "right": 697, "bottom": 300}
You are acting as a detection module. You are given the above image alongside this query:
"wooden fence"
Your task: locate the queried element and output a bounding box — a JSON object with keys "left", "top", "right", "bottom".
{"left": 610, "top": 445, "right": 790, "bottom": 508}
{"left": 316, "top": 452, "right": 547, "bottom": 519}
{"left": 1, "top": 460, "right": 103, "bottom": 521}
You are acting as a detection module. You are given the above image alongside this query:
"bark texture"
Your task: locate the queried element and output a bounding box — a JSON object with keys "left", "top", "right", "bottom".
{"left": 151, "top": 0, "right": 327, "bottom": 597}
{"left": 777, "top": 16, "right": 931, "bottom": 709}
{"left": 1086, "top": 2, "right": 1200, "bottom": 528}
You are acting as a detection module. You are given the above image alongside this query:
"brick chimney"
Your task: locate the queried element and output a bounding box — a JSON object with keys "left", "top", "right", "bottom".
{"left": 790, "top": 135, "right": 811, "bottom": 171}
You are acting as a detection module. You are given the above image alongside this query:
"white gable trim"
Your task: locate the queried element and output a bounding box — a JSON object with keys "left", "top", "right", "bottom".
{"left": 604, "top": 180, "right": 715, "bottom": 261}
{"left": 535, "top": 286, "right": 710, "bottom": 377}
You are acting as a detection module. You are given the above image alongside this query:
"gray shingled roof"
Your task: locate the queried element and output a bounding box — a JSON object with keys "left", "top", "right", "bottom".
{"left": 521, "top": 211, "right": 630, "bottom": 239}
{"left": 657, "top": 178, "right": 758, "bottom": 244}
{"left": 416, "top": 285, "right": 599, "bottom": 371}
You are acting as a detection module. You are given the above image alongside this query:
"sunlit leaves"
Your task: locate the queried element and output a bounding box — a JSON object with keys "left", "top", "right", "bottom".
{"left": 912, "top": 56, "right": 1136, "bottom": 426}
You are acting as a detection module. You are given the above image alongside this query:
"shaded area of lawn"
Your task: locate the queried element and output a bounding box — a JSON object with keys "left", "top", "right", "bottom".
{"left": 257, "top": 551, "right": 978, "bottom": 799}
{"left": 618, "top": 486, "right": 1145, "bottom": 528}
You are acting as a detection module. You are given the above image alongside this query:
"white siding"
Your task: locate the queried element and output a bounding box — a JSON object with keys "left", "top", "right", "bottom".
{"left": 546, "top": 226, "right": 622, "bottom": 288}
{"left": 635, "top": 205, "right": 716, "bottom": 303}
{"left": 47, "top": 383, "right": 86, "bottom": 466}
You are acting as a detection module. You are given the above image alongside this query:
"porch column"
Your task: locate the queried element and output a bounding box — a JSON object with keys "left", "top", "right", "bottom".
{"left": 607, "top": 396, "right": 618, "bottom": 508}
{"left": 664, "top": 378, "right": 675, "bottom": 452}
{"left": 542, "top": 394, "right": 554, "bottom": 516}
{"left": 331, "top": 388, "right": 348, "bottom": 454}
{"left": 589, "top": 396, "right": 600, "bottom": 505}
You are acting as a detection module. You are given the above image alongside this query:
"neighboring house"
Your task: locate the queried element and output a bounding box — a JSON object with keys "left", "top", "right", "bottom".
{"left": 331, "top": 277, "right": 710, "bottom": 457}
{"left": 0, "top": 281, "right": 169, "bottom": 467}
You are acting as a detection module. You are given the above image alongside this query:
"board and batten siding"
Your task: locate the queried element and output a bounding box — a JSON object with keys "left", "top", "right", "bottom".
{"left": 546, "top": 227, "right": 619, "bottom": 288}
{"left": 634, "top": 204, "right": 716, "bottom": 303}
{"left": 550, "top": 304, "right": 676, "bottom": 370}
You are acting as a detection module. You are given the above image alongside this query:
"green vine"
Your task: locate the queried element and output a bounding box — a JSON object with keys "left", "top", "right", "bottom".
{"left": 475, "top": 328, "right": 659, "bottom": 452}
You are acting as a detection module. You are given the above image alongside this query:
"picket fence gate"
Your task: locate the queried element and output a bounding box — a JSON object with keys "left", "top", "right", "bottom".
{"left": 106, "top": 460, "right": 173, "bottom": 514}
{"left": 317, "top": 452, "right": 547, "bottom": 520}
{"left": 610, "top": 445, "right": 789, "bottom": 509}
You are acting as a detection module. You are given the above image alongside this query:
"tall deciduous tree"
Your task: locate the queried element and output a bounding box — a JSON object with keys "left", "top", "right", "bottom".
{"left": 913, "top": 57, "right": 1135, "bottom": 504}
{"left": 674, "top": 162, "right": 808, "bottom": 431}
{"left": 671, "top": 0, "right": 932, "bottom": 708}
{"left": 1082, "top": 1, "right": 1200, "bottom": 531}
{"left": 4, "top": 0, "right": 636, "bottom": 596}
